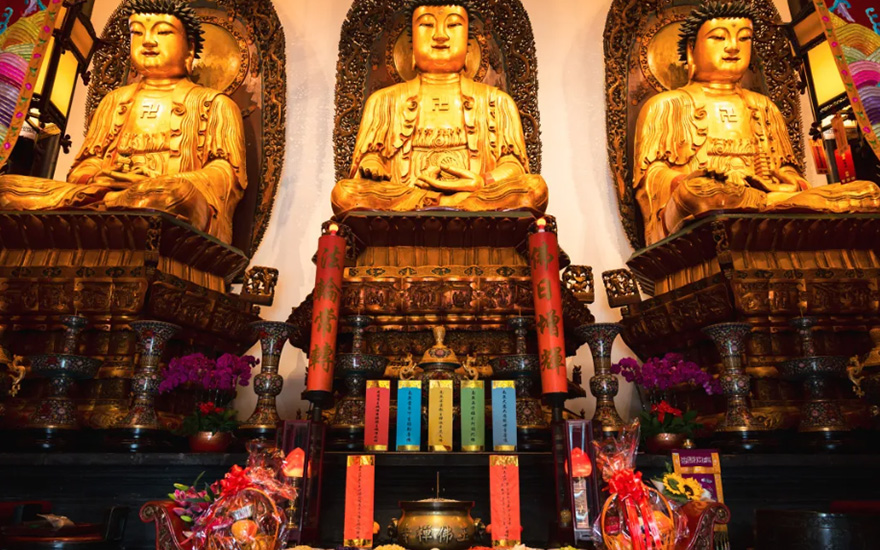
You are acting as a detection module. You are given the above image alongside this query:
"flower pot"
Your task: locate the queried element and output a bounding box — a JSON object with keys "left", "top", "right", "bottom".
{"left": 644, "top": 432, "right": 687, "bottom": 454}
{"left": 188, "top": 431, "right": 233, "bottom": 453}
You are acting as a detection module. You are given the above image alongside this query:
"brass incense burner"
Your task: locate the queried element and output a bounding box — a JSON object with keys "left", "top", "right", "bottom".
{"left": 389, "top": 498, "right": 484, "bottom": 550}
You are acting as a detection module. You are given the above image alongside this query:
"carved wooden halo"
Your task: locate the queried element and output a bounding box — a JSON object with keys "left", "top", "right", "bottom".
{"left": 603, "top": 0, "right": 805, "bottom": 251}
{"left": 334, "top": 0, "right": 541, "bottom": 183}
{"left": 84, "top": 0, "right": 286, "bottom": 259}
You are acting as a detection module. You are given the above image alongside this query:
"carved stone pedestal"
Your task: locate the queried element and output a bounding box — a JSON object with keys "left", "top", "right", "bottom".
{"left": 0, "top": 212, "right": 262, "bottom": 439}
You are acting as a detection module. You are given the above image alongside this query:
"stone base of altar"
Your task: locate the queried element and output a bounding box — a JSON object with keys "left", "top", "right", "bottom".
{"left": 617, "top": 213, "right": 880, "bottom": 434}
{"left": 0, "top": 211, "right": 261, "bottom": 436}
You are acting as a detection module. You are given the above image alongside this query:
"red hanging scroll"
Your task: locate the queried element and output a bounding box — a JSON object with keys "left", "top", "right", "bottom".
{"left": 343, "top": 455, "right": 375, "bottom": 548}
{"left": 528, "top": 217, "right": 568, "bottom": 397}
{"left": 489, "top": 455, "right": 522, "bottom": 547}
{"left": 306, "top": 223, "right": 346, "bottom": 400}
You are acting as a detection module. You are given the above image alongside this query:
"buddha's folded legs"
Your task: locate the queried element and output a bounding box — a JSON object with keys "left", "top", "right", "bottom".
{"left": 331, "top": 178, "right": 440, "bottom": 216}
{"left": 664, "top": 177, "right": 767, "bottom": 234}
{"left": 101, "top": 177, "right": 212, "bottom": 235}
{"left": 436, "top": 174, "right": 549, "bottom": 212}
{"left": 765, "top": 180, "right": 880, "bottom": 212}
{"left": 0, "top": 175, "right": 110, "bottom": 210}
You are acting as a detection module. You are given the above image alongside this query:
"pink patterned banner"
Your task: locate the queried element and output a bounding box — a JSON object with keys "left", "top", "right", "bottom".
{"left": 813, "top": 0, "right": 880, "bottom": 160}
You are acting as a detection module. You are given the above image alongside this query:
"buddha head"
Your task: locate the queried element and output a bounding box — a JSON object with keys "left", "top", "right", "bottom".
{"left": 125, "top": 0, "right": 205, "bottom": 79}
{"left": 677, "top": 1, "right": 757, "bottom": 84}
{"left": 412, "top": 2, "right": 469, "bottom": 74}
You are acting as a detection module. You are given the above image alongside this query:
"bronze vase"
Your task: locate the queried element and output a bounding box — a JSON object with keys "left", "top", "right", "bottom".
{"left": 779, "top": 317, "right": 851, "bottom": 451}
{"left": 24, "top": 315, "right": 102, "bottom": 450}
{"left": 107, "top": 320, "right": 180, "bottom": 451}
{"left": 576, "top": 323, "right": 624, "bottom": 434}
{"left": 330, "top": 315, "right": 387, "bottom": 451}
{"left": 703, "top": 322, "right": 774, "bottom": 451}
{"left": 239, "top": 321, "right": 295, "bottom": 442}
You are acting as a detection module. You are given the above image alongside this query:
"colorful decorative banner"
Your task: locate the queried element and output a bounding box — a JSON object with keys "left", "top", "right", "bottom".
{"left": 673, "top": 449, "right": 727, "bottom": 541}
{"left": 396, "top": 380, "right": 422, "bottom": 451}
{"left": 492, "top": 381, "right": 517, "bottom": 452}
{"left": 365, "top": 380, "right": 390, "bottom": 451}
{"left": 344, "top": 455, "right": 375, "bottom": 548}
{"left": 0, "top": 0, "right": 64, "bottom": 169}
{"left": 813, "top": 0, "right": 880, "bottom": 161}
{"left": 461, "top": 380, "right": 485, "bottom": 452}
{"left": 489, "top": 455, "right": 522, "bottom": 547}
{"left": 528, "top": 218, "right": 568, "bottom": 397}
{"left": 672, "top": 449, "right": 724, "bottom": 503}
{"left": 428, "top": 380, "right": 453, "bottom": 451}
{"left": 306, "top": 225, "right": 346, "bottom": 398}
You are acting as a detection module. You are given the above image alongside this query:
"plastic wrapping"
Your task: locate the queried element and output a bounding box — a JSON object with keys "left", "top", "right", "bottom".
{"left": 192, "top": 443, "right": 297, "bottom": 550}
{"left": 592, "top": 421, "right": 686, "bottom": 550}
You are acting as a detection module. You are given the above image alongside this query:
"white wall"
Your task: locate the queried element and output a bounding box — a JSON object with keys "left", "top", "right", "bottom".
{"left": 59, "top": 0, "right": 803, "bottom": 422}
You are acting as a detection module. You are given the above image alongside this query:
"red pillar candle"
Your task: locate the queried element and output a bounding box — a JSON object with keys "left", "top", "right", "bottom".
{"left": 528, "top": 217, "right": 568, "bottom": 397}
{"left": 306, "top": 223, "right": 346, "bottom": 401}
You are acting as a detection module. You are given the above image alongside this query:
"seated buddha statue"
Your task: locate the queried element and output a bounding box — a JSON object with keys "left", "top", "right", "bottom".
{"left": 634, "top": 1, "right": 880, "bottom": 245}
{"left": 0, "top": 0, "right": 246, "bottom": 244}
{"left": 330, "top": 2, "right": 548, "bottom": 216}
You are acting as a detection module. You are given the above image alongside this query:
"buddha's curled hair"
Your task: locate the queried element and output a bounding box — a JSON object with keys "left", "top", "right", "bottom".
{"left": 677, "top": 1, "right": 759, "bottom": 62}
{"left": 124, "top": 0, "right": 205, "bottom": 58}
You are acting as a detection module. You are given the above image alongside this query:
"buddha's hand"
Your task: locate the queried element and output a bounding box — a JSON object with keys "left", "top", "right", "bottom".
{"left": 744, "top": 169, "right": 803, "bottom": 194}
{"left": 416, "top": 166, "right": 484, "bottom": 193}
{"left": 674, "top": 170, "right": 742, "bottom": 193}
{"left": 358, "top": 159, "right": 391, "bottom": 181}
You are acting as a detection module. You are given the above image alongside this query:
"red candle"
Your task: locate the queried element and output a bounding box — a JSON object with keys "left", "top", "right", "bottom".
{"left": 529, "top": 217, "right": 568, "bottom": 396}
{"left": 306, "top": 223, "right": 346, "bottom": 396}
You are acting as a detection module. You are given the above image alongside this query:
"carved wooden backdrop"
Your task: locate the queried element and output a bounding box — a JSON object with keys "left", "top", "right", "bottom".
{"left": 85, "top": 0, "right": 286, "bottom": 258}
{"left": 334, "top": 0, "right": 542, "bottom": 182}
{"left": 603, "top": 0, "right": 805, "bottom": 250}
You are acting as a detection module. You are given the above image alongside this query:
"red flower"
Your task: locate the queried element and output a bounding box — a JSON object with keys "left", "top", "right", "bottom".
{"left": 219, "top": 465, "right": 252, "bottom": 496}
{"left": 651, "top": 400, "right": 682, "bottom": 422}
{"left": 198, "top": 402, "right": 216, "bottom": 415}
{"left": 214, "top": 407, "right": 224, "bottom": 414}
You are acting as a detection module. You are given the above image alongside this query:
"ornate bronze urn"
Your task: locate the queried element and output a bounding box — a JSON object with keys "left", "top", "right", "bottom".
{"left": 389, "top": 498, "right": 484, "bottom": 550}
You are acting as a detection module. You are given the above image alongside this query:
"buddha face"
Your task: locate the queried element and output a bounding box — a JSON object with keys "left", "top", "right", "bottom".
{"left": 129, "top": 13, "right": 193, "bottom": 79}
{"left": 412, "top": 5, "right": 468, "bottom": 74}
{"left": 689, "top": 17, "right": 753, "bottom": 84}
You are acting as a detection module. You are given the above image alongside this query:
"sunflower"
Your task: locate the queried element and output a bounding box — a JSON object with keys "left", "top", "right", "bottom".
{"left": 662, "top": 473, "right": 704, "bottom": 501}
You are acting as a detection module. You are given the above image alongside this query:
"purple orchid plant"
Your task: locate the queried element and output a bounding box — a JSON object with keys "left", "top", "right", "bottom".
{"left": 611, "top": 352, "right": 722, "bottom": 395}
{"left": 159, "top": 352, "right": 258, "bottom": 394}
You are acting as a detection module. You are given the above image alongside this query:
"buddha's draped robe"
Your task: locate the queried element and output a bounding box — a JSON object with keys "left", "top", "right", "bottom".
{"left": 0, "top": 79, "right": 246, "bottom": 244}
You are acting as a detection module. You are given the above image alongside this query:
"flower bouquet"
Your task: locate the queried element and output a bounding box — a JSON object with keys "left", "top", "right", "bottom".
{"left": 592, "top": 420, "right": 686, "bottom": 550}
{"left": 650, "top": 467, "right": 710, "bottom": 505}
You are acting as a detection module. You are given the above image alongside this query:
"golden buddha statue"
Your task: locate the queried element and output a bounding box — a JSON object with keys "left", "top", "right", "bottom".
{"left": 330, "top": 3, "right": 548, "bottom": 216}
{"left": 0, "top": 0, "right": 246, "bottom": 244}
{"left": 634, "top": 1, "right": 880, "bottom": 245}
